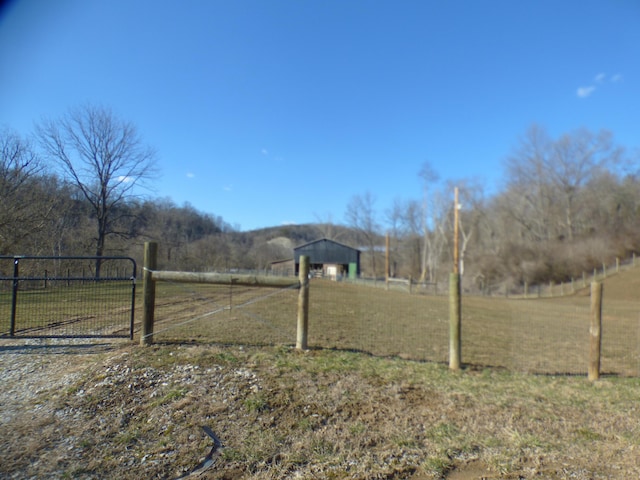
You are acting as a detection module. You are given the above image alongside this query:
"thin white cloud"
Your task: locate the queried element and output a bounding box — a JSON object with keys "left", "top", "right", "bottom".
{"left": 117, "top": 175, "right": 134, "bottom": 183}
{"left": 577, "top": 86, "right": 596, "bottom": 98}
{"left": 186, "top": 172, "right": 195, "bottom": 179}
{"left": 223, "top": 184, "right": 233, "bottom": 192}
{"left": 577, "top": 72, "right": 623, "bottom": 98}
{"left": 262, "top": 147, "right": 285, "bottom": 163}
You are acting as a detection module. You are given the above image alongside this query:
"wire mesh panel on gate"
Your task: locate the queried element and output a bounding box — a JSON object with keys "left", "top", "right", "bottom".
{"left": 0, "top": 256, "right": 136, "bottom": 338}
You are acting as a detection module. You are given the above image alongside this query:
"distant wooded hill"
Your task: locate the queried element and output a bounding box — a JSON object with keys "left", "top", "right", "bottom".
{"left": 4, "top": 123, "right": 640, "bottom": 291}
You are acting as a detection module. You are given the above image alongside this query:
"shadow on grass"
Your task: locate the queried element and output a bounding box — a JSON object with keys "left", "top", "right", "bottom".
{"left": 145, "top": 339, "right": 624, "bottom": 378}
{"left": 0, "top": 341, "right": 126, "bottom": 355}
{"left": 4, "top": 337, "right": 626, "bottom": 378}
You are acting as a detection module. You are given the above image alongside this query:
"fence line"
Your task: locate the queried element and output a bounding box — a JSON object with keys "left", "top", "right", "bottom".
{"left": 139, "top": 242, "right": 309, "bottom": 348}
{"left": 492, "top": 253, "right": 638, "bottom": 299}
{"left": 131, "top": 242, "right": 637, "bottom": 378}
{"left": 318, "top": 253, "right": 638, "bottom": 299}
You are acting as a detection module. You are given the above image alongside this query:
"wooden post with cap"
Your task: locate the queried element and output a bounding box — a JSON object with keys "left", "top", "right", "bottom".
{"left": 296, "top": 255, "right": 310, "bottom": 350}
{"left": 449, "top": 187, "right": 462, "bottom": 370}
{"left": 588, "top": 282, "right": 603, "bottom": 381}
{"left": 141, "top": 241, "right": 157, "bottom": 346}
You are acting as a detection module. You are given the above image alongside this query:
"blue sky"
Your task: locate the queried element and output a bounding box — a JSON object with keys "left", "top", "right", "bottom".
{"left": 1, "top": 0, "right": 639, "bottom": 231}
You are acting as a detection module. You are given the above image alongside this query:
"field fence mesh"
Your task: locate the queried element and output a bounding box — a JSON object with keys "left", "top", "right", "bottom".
{"left": 0, "top": 257, "right": 135, "bottom": 338}
{"left": 148, "top": 281, "right": 298, "bottom": 345}
{"left": 600, "top": 301, "right": 640, "bottom": 377}
{"left": 309, "top": 280, "right": 449, "bottom": 361}
{"left": 140, "top": 276, "right": 639, "bottom": 376}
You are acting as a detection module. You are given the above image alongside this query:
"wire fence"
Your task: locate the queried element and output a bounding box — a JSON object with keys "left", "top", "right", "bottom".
{"left": 145, "top": 281, "right": 298, "bottom": 345}
{"left": 347, "top": 253, "right": 640, "bottom": 299}
{"left": 482, "top": 253, "right": 639, "bottom": 298}
{"left": 3, "top": 253, "right": 637, "bottom": 376}
{"left": 137, "top": 275, "right": 640, "bottom": 377}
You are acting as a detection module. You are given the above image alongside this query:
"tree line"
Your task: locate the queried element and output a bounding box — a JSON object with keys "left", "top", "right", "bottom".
{"left": 2, "top": 105, "right": 638, "bottom": 291}
{"left": 347, "top": 125, "right": 640, "bottom": 292}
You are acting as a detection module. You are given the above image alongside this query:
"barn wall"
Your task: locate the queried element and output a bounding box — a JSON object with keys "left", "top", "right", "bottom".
{"left": 294, "top": 239, "right": 359, "bottom": 265}
{"left": 293, "top": 239, "right": 360, "bottom": 277}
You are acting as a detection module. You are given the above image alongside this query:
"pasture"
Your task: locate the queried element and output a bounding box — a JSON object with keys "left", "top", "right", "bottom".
{"left": 1, "top": 268, "right": 639, "bottom": 478}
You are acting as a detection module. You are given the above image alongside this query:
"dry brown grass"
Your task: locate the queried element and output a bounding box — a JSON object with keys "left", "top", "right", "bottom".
{"left": 1, "top": 343, "right": 639, "bottom": 479}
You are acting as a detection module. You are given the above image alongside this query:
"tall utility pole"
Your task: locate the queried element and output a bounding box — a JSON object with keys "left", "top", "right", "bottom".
{"left": 449, "top": 187, "right": 462, "bottom": 370}
{"left": 385, "top": 231, "right": 390, "bottom": 283}
{"left": 453, "top": 187, "right": 460, "bottom": 274}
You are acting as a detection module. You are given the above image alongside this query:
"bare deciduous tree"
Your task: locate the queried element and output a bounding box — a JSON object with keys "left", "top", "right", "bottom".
{"left": 345, "top": 192, "right": 381, "bottom": 277}
{"left": 504, "top": 125, "right": 622, "bottom": 242}
{"left": 384, "top": 198, "right": 408, "bottom": 278}
{"left": 552, "top": 128, "right": 622, "bottom": 240}
{"left": 313, "top": 212, "right": 344, "bottom": 242}
{"left": 418, "top": 161, "right": 443, "bottom": 283}
{"left": 37, "top": 105, "right": 157, "bottom": 276}
{"left": 445, "top": 179, "right": 485, "bottom": 276}
{"left": 0, "top": 127, "right": 53, "bottom": 253}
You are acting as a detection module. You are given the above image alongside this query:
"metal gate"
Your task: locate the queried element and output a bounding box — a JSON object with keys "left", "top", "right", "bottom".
{"left": 0, "top": 256, "right": 136, "bottom": 339}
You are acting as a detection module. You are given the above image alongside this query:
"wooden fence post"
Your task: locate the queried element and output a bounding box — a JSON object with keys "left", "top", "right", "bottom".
{"left": 297, "top": 255, "right": 310, "bottom": 350}
{"left": 449, "top": 187, "right": 462, "bottom": 370}
{"left": 141, "top": 241, "right": 158, "bottom": 346}
{"left": 588, "top": 282, "right": 603, "bottom": 381}
{"left": 449, "top": 272, "right": 461, "bottom": 370}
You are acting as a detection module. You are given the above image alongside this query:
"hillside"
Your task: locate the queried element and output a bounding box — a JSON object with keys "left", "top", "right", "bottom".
{"left": 597, "top": 262, "right": 640, "bottom": 302}
{"left": 242, "top": 223, "right": 370, "bottom": 249}
{"left": 578, "top": 265, "right": 640, "bottom": 302}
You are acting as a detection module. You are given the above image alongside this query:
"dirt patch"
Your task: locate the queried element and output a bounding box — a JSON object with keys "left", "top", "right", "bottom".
{"left": 445, "top": 461, "right": 492, "bottom": 479}
{"left": 1, "top": 342, "right": 639, "bottom": 479}
{"left": 0, "top": 339, "right": 122, "bottom": 423}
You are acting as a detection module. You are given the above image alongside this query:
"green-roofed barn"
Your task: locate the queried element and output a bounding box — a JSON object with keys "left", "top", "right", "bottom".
{"left": 294, "top": 238, "right": 360, "bottom": 279}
